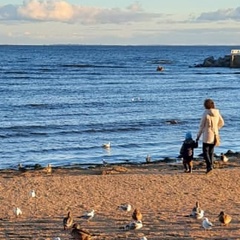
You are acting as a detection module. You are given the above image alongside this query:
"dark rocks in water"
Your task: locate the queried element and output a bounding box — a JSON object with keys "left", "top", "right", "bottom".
{"left": 194, "top": 55, "right": 232, "bottom": 68}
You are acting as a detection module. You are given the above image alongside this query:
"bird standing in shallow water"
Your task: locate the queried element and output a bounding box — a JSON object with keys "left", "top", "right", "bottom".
{"left": 218, "top": 211, "right": 232, "bottom": 226}
{"left": 63, "top": 211, "right": 73, "bottom": 230}
{"left": 132, "top": 208, "right": 142, "bottom": 221}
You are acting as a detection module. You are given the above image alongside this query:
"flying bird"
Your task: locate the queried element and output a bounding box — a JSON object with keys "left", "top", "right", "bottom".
{"left": 117, "top": 203, "right": 132, "bottom": 212}
{"left": 202, "top": 217, "right": 213, "bottom": 230}
{"left": 132, "top": 208, "right": 143, "bottom": 221}
{"left": 63, "top": 211, "right": 73, "bottom": 230}
{"left": 190, "top": 201, "right": 204, "bottom": 219}
{"left": 218, "top": 211, "right": 232, "bottom": 226}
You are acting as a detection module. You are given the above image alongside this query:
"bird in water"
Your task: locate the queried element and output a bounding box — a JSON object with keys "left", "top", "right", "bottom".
{"left": 63, "top": 211, "right": 73, "bottom": 230}
{"left": 102, "top": 142, "right": 111, "bottom": 149}
{"left": 218, "top": 211, "right": 232, "bottom": 226}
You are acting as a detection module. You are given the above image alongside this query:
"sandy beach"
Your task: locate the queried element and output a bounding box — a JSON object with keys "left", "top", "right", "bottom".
{"left": 0, "top": 154, "right": 240, "bottom": 240}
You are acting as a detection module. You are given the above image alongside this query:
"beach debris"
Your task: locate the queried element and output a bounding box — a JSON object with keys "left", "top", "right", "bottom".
{"left": 29, "top": 190, "right": 36, "bottom": 198}
{"left": 146, "top": 155, "right": 151, "bottom": 163}
{"left": 63, "top": 211, "right": 73, "bottom": 230}
{"left": 101, "top": 166, "right": 128, "bottom": 175}
{"left": 190, "top": 201, "right": 204, "bottom": 219}
{"left": 71, "top": 223, "right": 93, "bottom": 240}
{"left": 13, "top": 207, "right": 22, "bottom": 217}
{"left": 120, "top": 220, "right": 143, "bottom": 230}
{"left": 220, "top": 153, "right": 229, "bottom": 162}
{"left": 202, "top": 217, "right": 213, "bottom": 230}
{"left": 132, "top": 208, "right": 143, "bottom": 221}
{"left": 218, "top": 211, "right": 232, "bottom": 226}
{"left": 79, "top": 209, "right": 95, "bottom": 221}
{"left": 117, "top": 203, "right": 132, "bottom": 212}
{"left": 102, "top": 142, "right": 111, "bottom": 149}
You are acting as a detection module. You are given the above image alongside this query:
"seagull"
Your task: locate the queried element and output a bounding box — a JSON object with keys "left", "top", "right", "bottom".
{"left": 13, "top": 207, "right": 22, "bottom": 217}
{"left": 202, "top": 217, "right": 213, "bottom": 230}
{"left": 123, "top": 220, "right": 143, "bottom": 230}
{"left": 117, "top": 203, "right": 132, "bottom": 212}
{"left": 18, "top": 163, "right": 27, "bottom": 172}
{"left": 140, "top": 237, "right": 148, "bottom": 240}
{"left": 52, "top": 238, "right": 61, "bottom": 240}
{"left": 220, "top": 153, "right": 229, "bottom": 163}
{"left": 29, "top": 190, "right": 36, "bottom": 198}
{"left": 190, "top": 201, "right": 204, "bottom": 219}
{"left": 63, "top": 211, "right": 73, "bottom": 230}
{"left": 146, "top": 155, "right": 151, "bottom": 163}
{"left": 71, "top": 223, "right": 92, "bottom": 240}
{"left": 79, "top": 209, "right": 95, "bottom": 221}
{"left": 132, "top": 208, "right": 143, "bottom": 221}
{"left": 218, "top": 211, "right": 232, "bottom": 226}
{"left": 102, "top": 159, "right": 108, "bottom": 166}
{"left": 102, "top": 142, "right": 111, "bottom": 149}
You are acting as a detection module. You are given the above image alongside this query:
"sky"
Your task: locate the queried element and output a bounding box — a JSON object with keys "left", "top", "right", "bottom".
{"left": 0, "top": 0, "right": 240, "bottom": 45}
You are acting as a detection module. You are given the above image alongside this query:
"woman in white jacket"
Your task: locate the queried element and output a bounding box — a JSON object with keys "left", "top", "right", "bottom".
{"left": 196, "top": 99, "right": 224, "bottom": 174}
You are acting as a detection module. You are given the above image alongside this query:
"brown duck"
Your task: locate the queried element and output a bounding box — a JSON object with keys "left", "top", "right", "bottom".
{"left": 218, "top": 211, "right": 232, "bottom": 226}
{"left": 63, "top": 211, "right": 73, "bottom": 230}
{"left": 132, "top": 208, "right": 142, "bottom": 221}
{"left": 71, "top": 223, "right": 92, "bottom": 240}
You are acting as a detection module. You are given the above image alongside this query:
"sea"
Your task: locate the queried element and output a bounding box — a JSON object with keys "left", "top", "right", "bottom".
{"left": 0, "top": 45, "right": 239, "bottom": 169}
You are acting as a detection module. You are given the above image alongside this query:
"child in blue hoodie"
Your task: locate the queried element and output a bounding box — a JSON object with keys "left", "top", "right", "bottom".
{"left": 180, "top": 132, "right": 198, "bottom": 173}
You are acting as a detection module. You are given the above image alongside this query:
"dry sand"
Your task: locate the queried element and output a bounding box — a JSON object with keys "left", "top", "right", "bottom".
{"left": 0, "top": 157, "right": 240, "bottom": 240}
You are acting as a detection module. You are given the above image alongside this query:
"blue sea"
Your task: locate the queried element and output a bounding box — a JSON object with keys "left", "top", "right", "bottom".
{"left": 0, "top": 45, "right": 239, "bottom": 169}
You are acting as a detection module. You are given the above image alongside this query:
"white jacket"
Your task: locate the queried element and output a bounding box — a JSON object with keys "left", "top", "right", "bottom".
{"left": 197, "top": 108, "right": 224, "bottom": 144}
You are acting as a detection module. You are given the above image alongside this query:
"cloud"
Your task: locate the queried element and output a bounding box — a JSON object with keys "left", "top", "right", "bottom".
{"left": 0, "top": 0, "right": 162, "bottom": 24}
{"left": 196, "top": 7, "right": 240, "bottom": 22}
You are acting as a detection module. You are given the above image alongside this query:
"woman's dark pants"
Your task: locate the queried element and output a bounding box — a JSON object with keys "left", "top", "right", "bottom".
{"left": 202, "top": 142, "right": 215, "bottom": 171}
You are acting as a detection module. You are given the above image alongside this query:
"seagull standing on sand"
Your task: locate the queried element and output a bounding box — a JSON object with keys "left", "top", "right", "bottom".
{"left": 63, "top": 211, "right": 73, "bottom": 230}
{"left": 117, "top": 203, "right": 132, "bottom": 212}
{"left": 132, "top": 208, "right": 143, "bottom": 221}
{"left": 13, "top": 207, "right": 22, "bottom": 217}
{"left": 218, "top": 211, "right": 232, "bottom": 226}
{"left": 220, "top": 153, "right": 229, "bottom": 162}
{"left": 202, "top": 217, "right": 213, "bottom": 230}
{"left": 122, "top": 220, "right": 143, "bottom": 230}
{"left": 190, "top": 201, "right": 204, "bottom": 219}
{"left": 79, "top": 209, "right": 95, "bottom": 221}
{"left": 29, "top": 190, "right": 36, "bottom": 198}
{"left": 140, "top": 237, "right": 148, "bottom": 240}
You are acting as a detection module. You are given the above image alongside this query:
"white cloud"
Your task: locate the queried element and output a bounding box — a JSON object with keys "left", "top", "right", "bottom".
{"left": 0, "top": 0, "right": 163, "bottom": 24}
